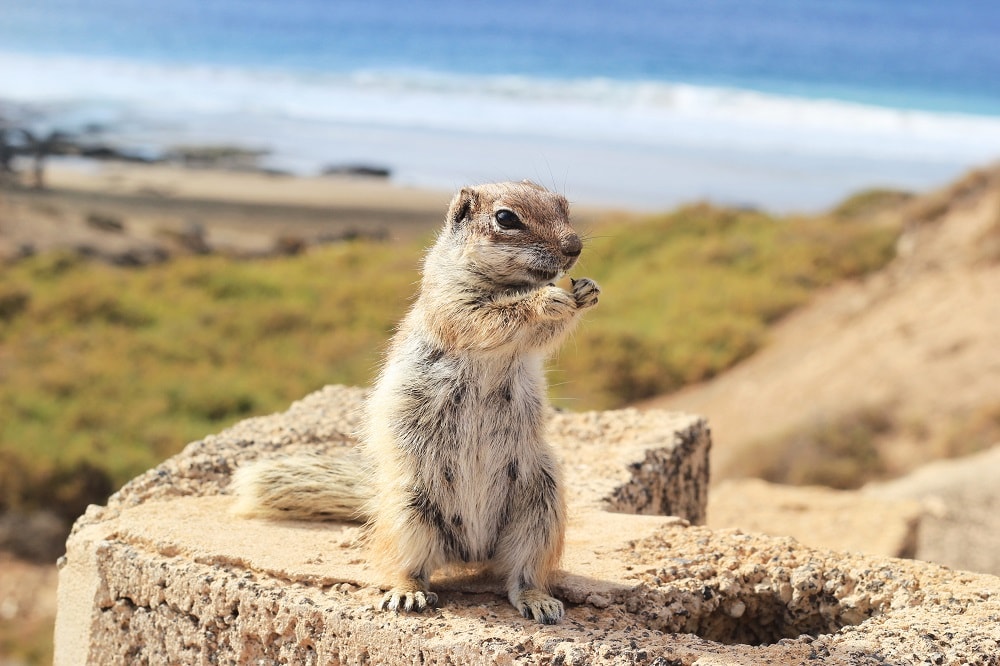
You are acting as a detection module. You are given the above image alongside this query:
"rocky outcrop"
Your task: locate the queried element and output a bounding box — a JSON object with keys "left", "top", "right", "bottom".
{"left": 55, "top": 387, "right": 1000, "bottom": 665}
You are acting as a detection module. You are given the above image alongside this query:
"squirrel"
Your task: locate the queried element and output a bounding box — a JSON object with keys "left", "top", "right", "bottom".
{"left": 232, "top": 180, "right": 600, "bottom": 624}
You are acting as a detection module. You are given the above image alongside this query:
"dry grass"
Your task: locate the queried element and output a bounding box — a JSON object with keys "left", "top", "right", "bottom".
{"left": 939, "top": 403, "right": 1000, "bottom": 459}
{"left": 972, "top": 202, "right": 1000, "bottom": 265}
{"left": 903, "top": 167, "right": 998, "bottom": 225}
{"left": 730, "top": 407, "right": 896, "bottom": 489}
{"left": 831, "top": 188, "right": 913, "bottom": 220}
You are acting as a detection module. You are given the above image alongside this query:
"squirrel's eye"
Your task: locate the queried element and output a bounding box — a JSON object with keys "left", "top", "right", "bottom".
{"left": 495, "top": 209, "right": 525, "bottom": 230}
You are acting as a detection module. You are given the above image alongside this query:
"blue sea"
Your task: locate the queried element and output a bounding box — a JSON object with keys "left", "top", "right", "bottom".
{"left": 1, "top": 0, "right": 999, "bottom": 210}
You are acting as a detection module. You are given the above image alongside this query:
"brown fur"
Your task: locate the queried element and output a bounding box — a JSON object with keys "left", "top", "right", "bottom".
{"left": 233, "top": 181, "right": 599, "bottom": 624}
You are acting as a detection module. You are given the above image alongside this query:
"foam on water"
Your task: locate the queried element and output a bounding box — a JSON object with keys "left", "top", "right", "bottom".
{"left": 3, "top": 51, "right": 999, "bottom": 209}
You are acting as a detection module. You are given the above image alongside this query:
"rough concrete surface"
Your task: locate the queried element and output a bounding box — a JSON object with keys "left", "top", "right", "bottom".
{"left": 56, "top": 386, "right": 1000, "bottom": 665}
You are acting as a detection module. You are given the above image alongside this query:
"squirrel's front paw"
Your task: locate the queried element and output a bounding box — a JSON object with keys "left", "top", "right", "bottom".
{"left": 538, "top": 285, "right": 577, "bottom": 320}
{"left": 570, "top": 278, "right": 600, "bottom": 310}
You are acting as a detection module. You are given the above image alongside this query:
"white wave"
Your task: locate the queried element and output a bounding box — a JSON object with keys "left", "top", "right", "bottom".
{"left": 3, "top": 51, "right": 999, "bottom": 209}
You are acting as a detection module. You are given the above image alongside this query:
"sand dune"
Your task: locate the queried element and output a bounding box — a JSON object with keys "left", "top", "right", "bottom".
{"left": 643, "top": 166, "right": 1000, "bottom": 481}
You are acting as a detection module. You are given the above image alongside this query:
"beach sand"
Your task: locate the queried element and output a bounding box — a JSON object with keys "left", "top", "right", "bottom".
{"left": 0, "top": 162, "right": 617, "bottom": 262}
{"left": 45, "top": 162, "right": 454, "bottom": 212}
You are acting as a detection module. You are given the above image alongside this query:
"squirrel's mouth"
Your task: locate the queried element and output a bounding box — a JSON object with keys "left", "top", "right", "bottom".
{"left": 528, "top": 268, "right": 561, "bottom": 283}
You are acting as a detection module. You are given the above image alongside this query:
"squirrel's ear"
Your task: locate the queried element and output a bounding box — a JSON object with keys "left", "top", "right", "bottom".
{"left": 446, "top": 187, "right": 477, "bottom": 230}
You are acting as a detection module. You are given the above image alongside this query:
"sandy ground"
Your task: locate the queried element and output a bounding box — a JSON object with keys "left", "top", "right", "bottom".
{"left": 44, "top": 162, "right": 454, "bottom": 212}
{"left": 0, "top": 162, "right": 616, "bottom": 262}
{"left": 0, "top": 555, "right": 58, "bottom": 665}
{"left": 0, "top": 163, "right": 459, "bottom": 262}
{"left": 643, "top": 167, "right": 1000, "bottom": 481}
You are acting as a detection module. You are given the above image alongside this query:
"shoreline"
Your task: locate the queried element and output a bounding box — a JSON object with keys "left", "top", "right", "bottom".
{"left": 34, "top": 128, "right": 985, "bottom": 215}
{"left": 29, "top": 160, "right": 627, "bottom": 217}
{"left": 0, "top": 160, "right": 621, "bottom": 262}
{"left": 6, "top": 64, "right": 1000, "bottom": 214}
{"left": 39, "top": 160, "right": 454, "bottom": 213}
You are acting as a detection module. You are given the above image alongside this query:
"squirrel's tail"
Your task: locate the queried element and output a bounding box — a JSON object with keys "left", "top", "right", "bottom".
{"left": 230, "top": 448, "right": 372, "bottom": 522}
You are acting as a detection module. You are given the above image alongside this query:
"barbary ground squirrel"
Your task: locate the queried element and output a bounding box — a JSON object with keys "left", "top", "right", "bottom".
{"left": 232, "top": 181, "right": 600, "bottom": 624}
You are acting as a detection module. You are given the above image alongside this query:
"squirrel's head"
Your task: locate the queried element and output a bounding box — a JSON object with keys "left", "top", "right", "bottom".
{"left": 441, "top": 181, "right": 582, "bottom": 290}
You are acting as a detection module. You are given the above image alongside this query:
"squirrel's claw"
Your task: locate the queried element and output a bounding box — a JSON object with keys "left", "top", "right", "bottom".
{"left": 380, "top": 588, "right": 438, "bottom": 613}
{"left": 571, "top": 277, "right": 600, "bottom": 310}
{"left": 513, "top": 588, "right": 564, "bottom": 625}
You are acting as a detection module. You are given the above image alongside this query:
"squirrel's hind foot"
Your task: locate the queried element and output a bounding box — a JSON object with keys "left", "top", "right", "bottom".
{"left": 379, "top": 578, "right": 438, "bottom": 614}
{"left": 512, "top": 588, "right": 564, "bottom": 625}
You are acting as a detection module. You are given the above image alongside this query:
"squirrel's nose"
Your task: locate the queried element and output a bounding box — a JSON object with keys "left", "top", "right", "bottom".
{"left": 561, "top": 233, "right": 582, "bottom": 257}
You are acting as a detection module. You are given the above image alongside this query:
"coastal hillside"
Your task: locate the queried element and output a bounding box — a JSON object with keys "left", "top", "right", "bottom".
{"left": 0, "top": 164, "right": 899, "bottom": 530}
{"left": 5, "top": 3, "right": 1000, "bottom": 663}
{"left": 0, "top": 163, "right": 994, "bottom": 663}
{"left": 644, "top": 165, "right": 1000, "bottom": 487}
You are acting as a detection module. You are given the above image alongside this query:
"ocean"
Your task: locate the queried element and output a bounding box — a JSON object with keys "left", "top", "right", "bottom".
{"left": 1, "top": 0, "right": 999, "bottom": 210}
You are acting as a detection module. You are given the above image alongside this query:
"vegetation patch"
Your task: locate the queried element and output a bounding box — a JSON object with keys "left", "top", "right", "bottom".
{"left": 0, "top": 608, "right": 53, "bottom": 666}
{"left": 557, "top": 204, "right": 898, "bottom": 408}
{"left": 831, "top": 188, "right": 913, "bottom": 220}
{"left": 0, "top": 201, "right": 900, "bottom": 514}
{"left": 0, "top": 243, "right": 419, "bottom": 515}
{"left": 940, "top": 403, "right": 1000, "bottom": 459}
{"left": 730, "top": 406, "right": 896, "bottom": 489}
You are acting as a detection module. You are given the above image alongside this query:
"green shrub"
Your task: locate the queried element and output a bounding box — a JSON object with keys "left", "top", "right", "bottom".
{"left": 0, "top": 242, "right": 418, "bottom": 513}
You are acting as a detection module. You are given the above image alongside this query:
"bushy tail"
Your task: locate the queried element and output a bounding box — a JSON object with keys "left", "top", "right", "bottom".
{"left": 230, "top": 448, "right": 372, "bottom": 522}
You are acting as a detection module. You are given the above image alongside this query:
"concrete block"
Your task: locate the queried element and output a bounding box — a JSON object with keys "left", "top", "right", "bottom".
{"left": 54, "top": 386, "right": 1000, "bottom": 665}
